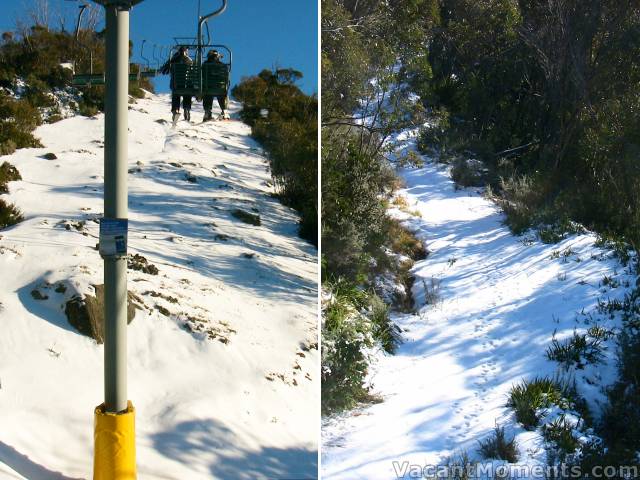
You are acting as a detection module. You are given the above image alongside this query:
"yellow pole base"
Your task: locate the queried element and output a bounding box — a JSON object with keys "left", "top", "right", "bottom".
{"left": 93, "top": 401, "right": 136, "bottom": 480}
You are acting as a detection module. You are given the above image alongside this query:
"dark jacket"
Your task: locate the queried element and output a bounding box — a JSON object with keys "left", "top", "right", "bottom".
{"left": 161, "top": 51, "right": 193, "bottom": 89}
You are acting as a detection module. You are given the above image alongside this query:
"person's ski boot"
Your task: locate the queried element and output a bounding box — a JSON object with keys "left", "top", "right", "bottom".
{"left": 184, "top": 109, "right": 191, "bottom": 122}
{"left": 171, "top": 111, "right": 180, "bottom": 126}
{"left": 217, "top": 110, "right": 231, "bottom": 121}
{"left": 203, "top": 109, "right": 212, "bottom": 122}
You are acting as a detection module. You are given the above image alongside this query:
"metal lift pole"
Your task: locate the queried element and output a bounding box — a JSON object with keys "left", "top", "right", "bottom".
{"left": 90, "top": 1, "right": 144, "bottom": 477}
{"left": 103, "top": 1, "right": 129, "bottom": 414}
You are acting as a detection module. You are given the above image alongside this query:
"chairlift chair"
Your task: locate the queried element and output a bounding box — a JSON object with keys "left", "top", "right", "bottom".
{"left": 139, "top": 40, "right": 158, "bottom": 79}
{"left": 168, "top": 0, "right": 232, "bottom": 99}
{"left": 71, "top": 2, "right": 145, "bottom": 87}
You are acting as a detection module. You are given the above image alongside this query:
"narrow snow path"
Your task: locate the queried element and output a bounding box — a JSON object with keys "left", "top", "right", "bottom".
{"left": 322, "top": 159, "right": 630, "bottom": 479}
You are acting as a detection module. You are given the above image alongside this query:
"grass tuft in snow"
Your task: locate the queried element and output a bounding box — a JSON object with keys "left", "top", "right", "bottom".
{"left": 546, "top": 327, "right": 613, "bottom": 370}
{"left": 477, "top": 425, "right": 519, "bottom": 463}
{"left": 368, "top": 294, "right": 401, "bottom": 354}
{"left": 423, "top": 277, "right": 442, "bottom": 305}
{"left": 441, "top": 451, "right": 475, "bottom": 480}
{"left": 507, "top": 377, "right": 576, "bottom": 430}
{"left": 0, "top": 198, "right": 23, "bottom": 229}
{"left": 542, "top": 415, "right": 580, "bottom": 457}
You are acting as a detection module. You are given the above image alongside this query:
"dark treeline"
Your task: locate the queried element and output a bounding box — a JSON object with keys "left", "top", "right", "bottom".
{"left": 0, "top": 23, "right": 153, "bottom": 155}
{"left": 232, "top": 69, "right": 318, "bottom": 245}
{"left": 322, "top": 0, "right": 640, "bottom": 468}
{"left": 427, "top": 0, "right": 640, "bottom": 249}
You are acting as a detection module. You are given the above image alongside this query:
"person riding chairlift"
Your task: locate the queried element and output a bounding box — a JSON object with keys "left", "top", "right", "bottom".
{"left": 202, "top": 49, "right": 230, "bottom": 121}
{"left": 161, "top": 46, "right": 193, "bottom": 123}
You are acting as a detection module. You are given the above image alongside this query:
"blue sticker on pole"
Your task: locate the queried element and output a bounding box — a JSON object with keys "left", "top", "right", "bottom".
{"left": 99, "top": 218, "right": 128, "bottom": 257}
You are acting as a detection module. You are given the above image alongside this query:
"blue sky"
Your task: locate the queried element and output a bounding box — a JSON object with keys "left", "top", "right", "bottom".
{"left": 0, "top": 0, "right": 318, "bottom": 94}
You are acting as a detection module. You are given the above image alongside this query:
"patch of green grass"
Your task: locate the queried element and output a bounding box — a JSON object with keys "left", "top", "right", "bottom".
{"left": 387, "top": 218, "right": 427, "bottom": 261}
{"left": 368, "top": 293, "right": 401, "bottom": 353}
{"left": 477, "top": 426, "right": 519, "bottom": 462}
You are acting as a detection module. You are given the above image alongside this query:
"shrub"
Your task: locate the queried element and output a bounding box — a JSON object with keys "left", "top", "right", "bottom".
{"left": 451, "top": 158, "right": 485, "bottom": 188}
{"left": 24, "top": 76, "right": 55, "bottom": 108}
{"left": 0, "top": 161, "right": 21, "bottom": 193}
{"left": 397, "top": 149, "right": 424, "bottom": 168}
{"left": 0, "top": 94, "right": 42, "bottom": 150}
{"left": 507, "top": 377, "right": 572, "bottom": 430}
{"left": 321, "top": 281, "right": 374, "bottom": 414}
{"left": 493, "top": 174, "right": 545, "bottom": 235}
{"left": 0, "top": 198, "right": 23, "bottom": 228}
{"left": 231, "top": 209, "right": 261, "bottom": 226}
{"left": 0, "top": 140, "right": 17, "bottom": 156}
{"left": 322, "top": 133, "right": 391, "bottom": 279}
{"left": 477, "top": 426, "right": 519, "bottom": 462}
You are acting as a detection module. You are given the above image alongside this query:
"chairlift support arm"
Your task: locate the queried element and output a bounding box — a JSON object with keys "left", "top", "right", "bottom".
{"left": 197, "top": 0, "right": 227, "bottom": 68}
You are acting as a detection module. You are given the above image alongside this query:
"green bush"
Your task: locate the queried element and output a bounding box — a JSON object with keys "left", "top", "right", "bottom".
{"left": 0, "top": 198, "right": 23, "bottom": 229}
{"left": 0, "top": 94, "right": 42, "bottom": 150}
{"left": 0, "top": 140, "right": 16, "bottom": 157}
{"left": 321, "top": 281, "right": 374, "bottom": 414}
{"left": 24, "top": 76, "right": 55, "bottom": 108}
{"left": 451, "top": 158, "right": 485, "bottom": 188}
{"left": 322, "top": 133, "right": 393, "bottom": 279}
{"left": 0, "top": 161, "right": 21, "bottom": 193}
{"left": 477, "top": 426, "right": 519, "bottom": 462}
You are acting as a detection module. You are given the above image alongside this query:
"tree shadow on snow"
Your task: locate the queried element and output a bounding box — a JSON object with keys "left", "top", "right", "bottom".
{"left": 149, "top": 418, "right": 317, "bottom": 480}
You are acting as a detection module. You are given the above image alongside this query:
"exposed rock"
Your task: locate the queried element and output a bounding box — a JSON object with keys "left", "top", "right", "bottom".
{"left": 42, "top": 153, "right": 58, "bottom": 160}
{"left": 31, "top": 289, "right": 48, "bottom": 300}
{"left": 64, "top": 285, "right": 139, "bottom": 344}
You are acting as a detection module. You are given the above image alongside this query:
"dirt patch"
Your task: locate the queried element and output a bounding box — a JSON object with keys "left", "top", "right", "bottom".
{"left": 231, "top": 209, "right": 261, "bottom": 226}
{"left": 128, "top": 254, "right": 159, "bottom": 275}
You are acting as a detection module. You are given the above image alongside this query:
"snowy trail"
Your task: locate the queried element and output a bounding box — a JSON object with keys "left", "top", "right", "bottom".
{"left": 0, "top": 93, "right": 317, "bottom": 479}
{"left": 322, "top": 157, "right": 631, "bottom": 479}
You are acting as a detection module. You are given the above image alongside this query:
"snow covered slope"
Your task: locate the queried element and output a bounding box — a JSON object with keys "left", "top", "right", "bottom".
{"left": 0, "top": 93, "right": 318, "bottom": 479}
{"left": 322, "top": 131, "right": 633, "bottom": 479}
